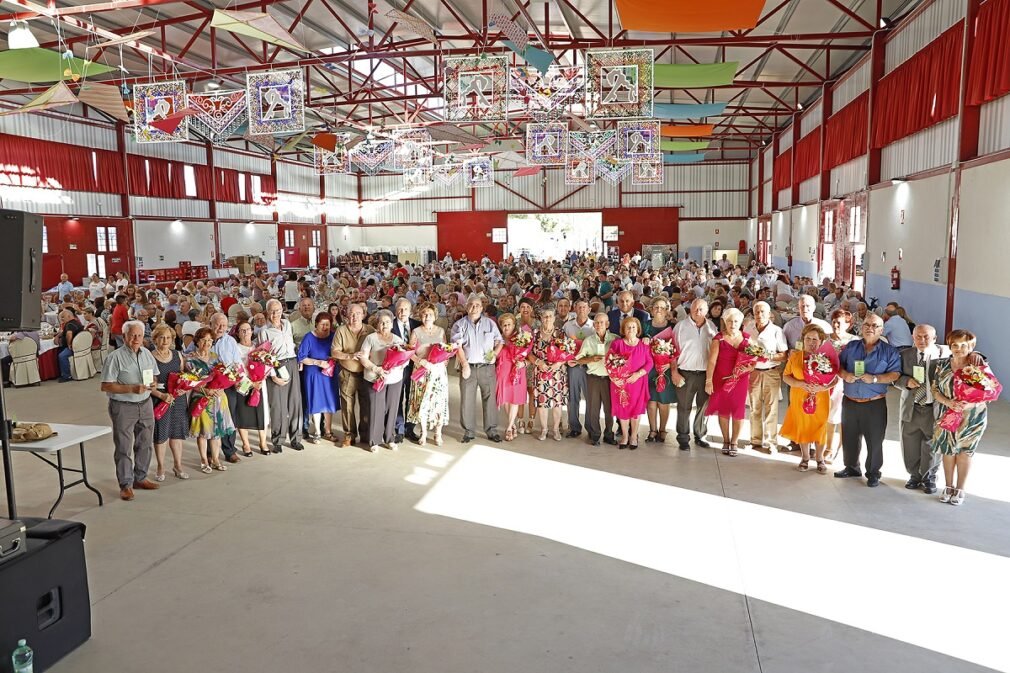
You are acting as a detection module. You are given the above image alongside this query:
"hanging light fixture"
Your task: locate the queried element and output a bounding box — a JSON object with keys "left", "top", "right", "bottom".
{"left": 7, "top": 21, "right": 40, "bottom": 49}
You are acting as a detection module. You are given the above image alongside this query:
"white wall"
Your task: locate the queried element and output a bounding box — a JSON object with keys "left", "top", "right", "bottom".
{"left": 789, "top": 204, "right": 819, "bottom": 279}
{"left": 328, "top": 224, "right": 363, "bottom": 256}
{"left": 361, "top": 225, "right": 437, "bottom": 250}
{"left": 219, "top": 222, "right": 277, "bottom": 261}
{"left": 770, "top": 210, "right": 791, "bottom": 268}
{"left": 679, "top": 220, "right": 748, "bottom": 253}
{"left": 134, "top": 219, "right": 215, "bottom": 270}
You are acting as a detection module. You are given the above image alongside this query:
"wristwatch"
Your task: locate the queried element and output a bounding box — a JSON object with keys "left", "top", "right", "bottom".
{"left": 872, "top": 375, "right": 878, "bottom": 384}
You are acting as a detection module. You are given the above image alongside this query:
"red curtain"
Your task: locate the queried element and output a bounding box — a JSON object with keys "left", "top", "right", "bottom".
{"left": 873, "top": 22, "right": 964, "bottom": 148}
{"left": 258, "top": 174, "right": 277, "bottom": 204}
{"left": 824, "top": 91, "right": 869, "bottom": 170}
{"left": 127, "top": 155, "right": 149, "bottom": 196}
{"left": 94, "top": 149, "right": 126, "bottom": 193}
{"left": 0, "top": 133, "right": 96, "bottom": 191}
{"left": 146, "top": 158, "right": 173, "bottom": 198}
{"left": 773, "top": 147, "right": 792, "bottom": 192}
{"left": 215, "top": 168, "right": 241, "bottom": 203}
{"left": 793, "top": 129, "right": 821, "bottom": 184}
{"left": 967, "top": 0, "right": 1010, "bottom": 105}
{"left": 168, "top": 162, "right": 188, "bottom": 199}
{"left": 195, "top": 165, "right": 214, "bottom": 200}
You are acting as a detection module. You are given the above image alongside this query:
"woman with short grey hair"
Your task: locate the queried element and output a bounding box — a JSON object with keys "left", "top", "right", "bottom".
{"left": 358, "top": 309, "right": 409, "bottom": 452}
{"left": 259, "top": 299, "right": 304, "bottom": 452}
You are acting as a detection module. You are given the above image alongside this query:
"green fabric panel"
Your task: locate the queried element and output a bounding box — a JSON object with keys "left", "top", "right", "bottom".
{"left": 0, "top": 48, "right": 115, "bottom": 83}
{"left": 660, "top": 140, "right": 710, "bottom": 151}
{"left": 653, "top": 62, "right": 738, "bottom": 89}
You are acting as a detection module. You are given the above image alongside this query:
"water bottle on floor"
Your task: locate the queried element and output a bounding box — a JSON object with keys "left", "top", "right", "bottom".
{"left": 11, "top": 639, "right": 33, "bottom": 673}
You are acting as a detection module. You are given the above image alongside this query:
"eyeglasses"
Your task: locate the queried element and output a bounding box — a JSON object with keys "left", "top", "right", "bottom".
{"left": 863, "top": 324, "right": 883, "bottom": 330}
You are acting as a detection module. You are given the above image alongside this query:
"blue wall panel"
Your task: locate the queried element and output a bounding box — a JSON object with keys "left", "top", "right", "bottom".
{"left": 865, "top": 273, "right": 946, "bottom": 335}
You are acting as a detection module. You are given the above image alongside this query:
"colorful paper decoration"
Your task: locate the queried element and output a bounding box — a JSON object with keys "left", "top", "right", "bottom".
{"left": 565, "top": 156, "right": 596, "bottom": 185}
{"left": 614, "top": 0, "right": 764, "bottom": 33}
{"left": 631, "top": 159, "right": 663, "bottom": 185}
{"left": 502, "top": 40, "right": 555, "bottom": 77}
{"left": 660, "top": 140, "right": 709, "bottom": 152}
{"left": 443, "top": 54, "right": 509, "bottom": 122}
{"left": 463, "top": 156, "right": 494, "bottom": 188}
{"left": 77, "top": 82, "right": 130, "bottom": 122}
{"left": 432, "top": 163, "right": 462, "bottom": 186}
{"left": 148, "top": 107, "right": 197, "bottom": 135}
{"left": 0, "top": 47, "right": 115, "bottom": 83}
{"left": 489, "top": 10, "right": 528, "bottom": 51}
{"left": 349, "top": 138, "right": 394, "bottom": 175}
{"left": 211, "top": 9, "right": 308, "bottom": 53}
{"left": 661, "top": 123, "right": 714, "bottom": 137}
{"left": 653, "top": 62, "right": 739, "bottom": 89}
{"left": 189, "top": 90, "right": 248, "bottom": 143}
{"left": 617, "top": 120, "right": 661, "bottom": 161}
{"left": 403, "top": 166, "right": 431, "bottom": 189}
{"left": 509, "top": 65, "right": 585, "bottom": 120}
{"left": 246, "top": 69, "right": 304, "bottom": 136}
{"left": 663, "top": 153, "right": 706, "bottom": 164}
{"left": 653, "top": 102, "right": 726, "bottom": 119}
{"left": 0, "top": 81, "right": 77, "bottom": 117}
{"left": 96, "top": 31, "right": 154, "bottom": 48}
{"left": 585, "top": 48, "right": 654, "bottom": 119}
{"left": 513, "top": 165, "right": 542, "bottom": 178}
{"left": 525, "top": 122, "right": 567, "bottom": 166}
{"left": 392, "top": 128, "right": 433, "bottom": 170}
{"left": 597, "top": 157, "right": 632, "bottom": 185}
{"left": 314, "top": 133, "right": 351, "bottom": 174}
{"left": 385, "top": 9, "right": 437, "bottom": 44}
{"left": 134, "top": 80, "right": 189, "bottom": 143}
{"left": 567, "top": 130, "right": 617, "bottom": 161}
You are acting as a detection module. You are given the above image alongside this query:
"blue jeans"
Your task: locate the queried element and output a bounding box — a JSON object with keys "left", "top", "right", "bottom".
{"left": 58, "top": 347, "right": 73, "bottom": 380}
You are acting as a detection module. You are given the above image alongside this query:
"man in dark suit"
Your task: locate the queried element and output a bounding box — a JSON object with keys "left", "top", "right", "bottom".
{"left": 893, "top": 324, "right": 948, "bottom": 495}
{"left": 392, "top": 297, "right": 422, "bottom": 442}
{"left": 607, "top": 290, "right": 650, "bottom": 335}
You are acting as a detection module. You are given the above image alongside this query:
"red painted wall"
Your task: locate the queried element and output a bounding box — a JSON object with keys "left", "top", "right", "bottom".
{"left": 278, "top": 223, "right": 328, "bottom": 268}
{"left": 43, "top": 216, "right": 135, "bottom": 288}
{"left": 436, "top": 210, "right": 506, "bottom": 261}
{"left": 600, "top": 207, "right": 679, "bottom": 257}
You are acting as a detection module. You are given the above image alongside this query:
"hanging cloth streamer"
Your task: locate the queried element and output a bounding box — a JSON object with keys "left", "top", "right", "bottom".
{"left": 502, "top": 40, "right": 555, "bottom": 76}
{"left": 653, "top": 62, "right": 738, "bottom": 89}
{"left": 614, "top": 0, "right": 764, "bottom": 32}
{"left": 652, "top": 102, "right": 726, "bottom": 119}
{"left": 660, "top": 124, "right": 713, "bottom": 138}
{"left": 660, "top": 140, "right": 710, "bottom": 152}
{"left": 0, "top": 81, "right": 78, "bottom": 116}
{"left": 663, "top": 153, "right": 706, "bottom": 164}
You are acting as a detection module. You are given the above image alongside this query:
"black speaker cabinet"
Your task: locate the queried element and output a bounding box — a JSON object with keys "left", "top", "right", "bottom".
{"left": 0, "top": 209, "right": 43, "bottom": 331}
{"left": 0, "top": 519, "right": 91, "bottom": 673}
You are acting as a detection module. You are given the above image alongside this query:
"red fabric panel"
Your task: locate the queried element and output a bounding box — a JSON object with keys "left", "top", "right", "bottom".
{"left": 168, "top": 162, "right": 187, "bottom": 199}
{"left": 824, "top": 91, "right": 869, "bottom": 170}
{"left": 793, "top": 129, "right": 821, "bottom": 184}
{"left": 94, "top": 149, "right": 126, "bottom": 193}
{"left": 0, "top": 133, "right": 96, "bottom": 192}
{"left": 147, "top": 158, "right": 173, "bottom": 198}
{"left": 872, "top": 22, "right": 964, "bottom": 149}
{"left": 127, "top": 155, "right": 149, "bottom": 196}
{"left": 600, "top": 207, "right": 678, "bottom": 255}
{"left": 772, "top": 148, "right": 792, "bottom": 192}
{"left": 436, "top": 211, "right": 505, "bottom": 261}
{"left": 216, "top": 168, "right": 241, "bottom": 203}
{"left": 259, "top": 174, "right": 277, "bottom": 204}
{"left": 195, "top": 165, "right": 213, "bottom": 200}
{"left": 967, "top": 0, "right": 1010, "bottom": 105}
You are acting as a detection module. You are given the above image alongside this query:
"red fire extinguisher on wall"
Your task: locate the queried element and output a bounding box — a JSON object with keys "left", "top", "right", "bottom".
{"left": 890, "top": 266, "right": 901, "bottom": 290}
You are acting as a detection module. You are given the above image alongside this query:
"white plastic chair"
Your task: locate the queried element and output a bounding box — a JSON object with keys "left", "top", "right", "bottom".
{"left": 69, "top": 330, "right": 98, "bottom": 380}
{"left": 9, "top": 338, "right": 40, "bottom": 387}
{"left": 95, "top": 317, "right": 110, "bottom": 364}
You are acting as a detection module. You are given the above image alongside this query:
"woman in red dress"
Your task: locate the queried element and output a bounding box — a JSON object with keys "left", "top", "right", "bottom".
{"left": 705, "top": 307, "right": 754, "bottom": 456}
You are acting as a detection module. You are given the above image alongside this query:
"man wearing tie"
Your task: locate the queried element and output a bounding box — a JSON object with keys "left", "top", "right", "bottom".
{"left": 392, "top": 298, "right": 421, "bottom": 442}
{"left": 893, "top": 324, "right": 947, "bottom": 495}
{"left": 607, "top": 291, "right": 650, "bottom": 336}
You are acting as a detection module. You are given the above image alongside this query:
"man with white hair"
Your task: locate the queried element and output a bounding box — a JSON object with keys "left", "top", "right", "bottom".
{"left": 450, "top": 295, "right": 503, "bottom": 443}
{"left": 782, "top": 294, "right": 832, "bottom": 351}
{"left": 893, "top": 324, "right": 948, "bottom": 494}
{"left": 211, "top": 312, "right": 246, "bottom": 461}
{"left": 671, "top": 298, "right": 717, "bottom": 450}
{"left": 742, "top": 301, "right": 789, "bottom": 452}
{"left": 100, "top": 320, "right": 160, "bottom": 501}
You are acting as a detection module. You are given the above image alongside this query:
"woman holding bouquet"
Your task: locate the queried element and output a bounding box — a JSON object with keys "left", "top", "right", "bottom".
{"left": 824, "top": 309, "right": 858, "bottom": 463}
{"left": 233, "top": 320, "right": 268, "bottom": 456}
{"left": 529, "top": 307, "right": 569, "bottom": 441}
{"left": 931, "top": 330, "right": 998, "bottom": 506}
{"left": 517, "top": 298, "right": 540, "bottom": 434}
{"left": 607, "top": 317, "right": 650, "bottom": 449}
{"left": 359, "top": 310, "right": 409, "bottom": 452}
{"left": 494, "top": 313, "right": 528, "bottom": 442}
{"left": 406, "top": 305, "right": 450, "bottom": 446}
{"left": 643, "top": 299, "right": 676, "bottom": 443}
{"left": 187, "top": 327, "right": 235, "bottom": 473}
{"left": 781, "top": 324, "right": 838, "bottom": 472}
{"left": 704, "top": 308, "right": 753, "bottom": 456}
{"left": 150, "top": 324, "right": 189, "bottom": 481}
{"left": 298, "top": 313, "right": 339, "bottom": 444}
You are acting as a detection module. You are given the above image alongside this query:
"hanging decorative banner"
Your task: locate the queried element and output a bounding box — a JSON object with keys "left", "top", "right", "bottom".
{"left": 652, "top": 102, "right": 726, "bottom": 119}
{"left": 585, "top": 48, "right": 654, "bottom": 119}
{"left": 349, "top": 138, "right": 394, "bottom": 175}
{"left": 385, "top": 9, "right": 437, "bottom": 44}
{"left": 613, "top": 0, "right": 764, "bottom": 33}
{"left": 403, "top": 166, "right": 431, "bottom": 189}
{"left": 663, "top": 153, "right": 706, "bottom": 164}
{"left": 525, "top": 121, "right": 567, "bottom": 166}
{"left": 148, "top": 107, "right": 198, "bottom": 135}
{"left": 134, "top": 80, "right": 189, "bottom": 143}
{"left": 509, "top": 65, "right": 585, "bottom": 120}
{"left": 189, "top": 90, "right": 247, "bottom": 143}
{"left": 443, "top": 54, "right": 509, "bottom": 122}
{"left": 513, "top": 165, "right": 543, "bottom": 178}
{"left": 77, "top": 82, "right": 130, "bottom": 122}
{"left": 660, "top": 123, "right": 714, "bottom": 138}
{"left": 392, "top": 128, "right": 433, "bottom": 170}
{"left": 617, "top": 119, "right": 661, "bottom": 161}
{"left": 597, "top": 157, "right": 632, "bottom": 185}
{"left": 313, "top": 133, "right": 351, "bottom": 174}
{"left": 432, "top": 163, "right": 462, "bottom": 186}
{"left": 489, "top": 10, "right": 528, "bottom": 51}
{"left": 246, "top": 69, "right": 304, "bottom": 136}
{"left": 631, "top": 159, "right": 663, "bottom": 185}
{"left": 653, "top": 62, "right": 739, "bottom": 89}
{"left": 0, "top": 81, "right": 78, "bottom": 117}
{"left": 463, "top": 156, "right": 494, "bottom": 187}
{"left": 565, "top": 156, "right": 596, "bottom": 185}
{"left": 567, "top": 130, "right": 617, "bottom": 161}
{"left": 660, "top": 140, "right": 709, "bottom": 152}
{"left": 211, "top": 9, "right": 309, "bottom": 53}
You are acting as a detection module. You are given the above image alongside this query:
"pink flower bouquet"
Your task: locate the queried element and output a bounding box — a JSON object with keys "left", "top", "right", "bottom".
{"left": 938, "top": 364, "right": 1002, "bottom": 432}
{"left": 802, "top": 348, "right": 838, "bottom": 414}
{"left": 649, "top": 338, "right": 678, "bottom": 393}
{"left": 190, "top": 363, "right": 241, "bottom": 418}
{"left": 373, "top": 345, "right": 415, "bottom": 391}
{"left": 503, "top": 330, "right": 534, "bottom": 386}
{"left": 153, "top": 371, "right": 205, "bottom": 421}
{"left": 722, "top": 337, "right": 763, "bottom": 393}
{"left": 411, "top": 343, "right": 458, "bottom": 382}
{"left": 606, "top": 352, "right": 631, "bottom": 407}
{"left": 246, "top": 343, "right": 280, "bottom": 407}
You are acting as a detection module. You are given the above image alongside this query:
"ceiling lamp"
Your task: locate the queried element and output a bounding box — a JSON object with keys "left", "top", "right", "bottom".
{"left": 8, "top": 21, "right": 40, "bottom": 50}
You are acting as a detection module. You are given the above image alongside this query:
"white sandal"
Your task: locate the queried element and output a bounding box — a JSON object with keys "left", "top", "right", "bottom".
{"left": 949, "top": 488, "right": 965, "bottom": 506}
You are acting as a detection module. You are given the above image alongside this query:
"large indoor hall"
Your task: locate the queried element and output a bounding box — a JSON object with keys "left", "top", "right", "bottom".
{"left": 1, "top": 0, "right": 1009, "bottom": 672}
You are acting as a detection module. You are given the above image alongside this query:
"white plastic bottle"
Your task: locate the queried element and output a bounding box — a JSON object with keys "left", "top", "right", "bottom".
{"left": 11, "top": 639, "right": 33, "bottom": 673}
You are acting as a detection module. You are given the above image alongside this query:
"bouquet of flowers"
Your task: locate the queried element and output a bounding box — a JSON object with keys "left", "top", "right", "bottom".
{"left": 722, "top": 337, "right": 762, "bottom": 393}
{"left": 372, "top": 344, "right": 416, "bottom": 391}
{"left": 411, "top": 343, "right": 458, "bottom": 382}
{"left": 649, "top": 339, "right": 679, "bottom": 392}
{"left": 153, "top": 371, "right": 206, "bottom": 421}
{"left": 246, "top": 343, "right": 280, "bottom": 407}
{"left": 606, "top": 352, "right": 631, "bottom": 407}
{"left": 802, "top": 349, "right": 838, "bottom": 414}
{"left": 542, "top": 335, "right": 578, "bottom": 381}
{"left": 938, "top": 364, "right": 1002, "bottom": 432}
{"left": 190, "top": 363, "right": 242, "bottom": 418}
{"left": 504, "top": 330, "right": 534, "bottom": 386}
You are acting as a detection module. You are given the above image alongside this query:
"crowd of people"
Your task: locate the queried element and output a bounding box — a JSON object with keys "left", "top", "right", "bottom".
{"left": 41, "top": 251, "right": 996, "bottom": 508}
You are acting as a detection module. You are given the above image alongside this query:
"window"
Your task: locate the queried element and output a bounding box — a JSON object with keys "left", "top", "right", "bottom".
{"left": 107, "top": 226, "right": 118, "bottom": 252}
{"left": 824, "top": 210, "right": 834, "bottom": 243}
{"left": 184, "top": 165, "right": 197, "bottom": 197}
{"left": 96, "top": 226, "right": 107, "bottom": 252}
{"left": 491, "top": 228, "right": 507, "bottom": 243}
{"left": 284, "top": 229, "right": 294, "bottom": 247}
{"left": 849, "top": 205, "right": 862, "bottom": 242}
{"left": 87, "top": 253, "right": 106, "bottom": 278}
{"left": 238, "top": 172, "right": 247, "bottom": 202}
{"left": 42, "top": 225, "right": 48, "bottom": 253}
{"left": 251, "top": 175, "right": 262, "bottom": 203}
{"left": 311, "top": 229, "right": 321, "bottom": 246}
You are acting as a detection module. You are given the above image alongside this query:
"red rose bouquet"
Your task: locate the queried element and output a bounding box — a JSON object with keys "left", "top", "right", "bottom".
{"left": 503, "top": 329, "right": 534, "bottom": 386}
{"left": 802, "top": 348, "right": 838, "bottom": 414}
{"left": 649, "top": 338, "right": 678, "bottom": 393}
{"left": 542, "top": 334, "right": 578, "bottom": 382}
{"left": 722, "top": 337, "right": 764, "bottom": 393}
{"left": 938, "top": 364, "right": 1002, "bottom": 432}
{"left": 246, "top": 343, "right": 280, "bottom": 407}
{"left": 411, "top": 343, "right": 458, "bottom": 382}
{"left": 190, "top": 363, "right": 242, "bottom": 418}
{"left": 153, "top": 371, "right": 205, "bottom": 421}
{"left": 606, "top": 352, "right": 631, "bottom": 407}
{"left": 372, "top": 344, "right": 415, "bottom": 391}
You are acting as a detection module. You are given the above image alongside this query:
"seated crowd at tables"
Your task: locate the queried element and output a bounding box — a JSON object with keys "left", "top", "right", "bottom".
{"left": 45, "top": 253, "right": 996, "bottom": 508}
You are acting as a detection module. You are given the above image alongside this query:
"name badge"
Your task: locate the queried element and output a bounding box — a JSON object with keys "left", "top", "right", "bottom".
{"left": 142, "top": 369, "right": 154, "bottom": 386}
{"left": 853, "top": 360, "right": 865, "bottom": 377}
{"left": 913, "top": 365, "right": 925, "bottom": 384}
{"left": 794, "top": 341, "right": 802, "bottom": 351}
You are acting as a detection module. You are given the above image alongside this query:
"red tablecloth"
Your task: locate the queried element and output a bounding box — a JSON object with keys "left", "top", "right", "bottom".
{"left": 38, "top": 348, "right": 59, "bottom": 381}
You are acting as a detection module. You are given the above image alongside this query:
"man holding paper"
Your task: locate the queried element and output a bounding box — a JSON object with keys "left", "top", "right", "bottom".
{"left": 834, "top": 314, "right": 902, "bottom": 487}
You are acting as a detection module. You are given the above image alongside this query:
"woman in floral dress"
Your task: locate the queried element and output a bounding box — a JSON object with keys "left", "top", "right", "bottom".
{"left": 186, "top": 327, "right": 235, "bottom": 473}
{"left": 529, "top": 307, "right": 568, "bottom": 441}
{"left": 406, "top": 305, "right": 449, "bottom": 446}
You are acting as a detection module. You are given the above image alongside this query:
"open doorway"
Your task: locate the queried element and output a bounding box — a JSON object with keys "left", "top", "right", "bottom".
{"left": 506, "top": 212, "right": 602, "bottom": 260}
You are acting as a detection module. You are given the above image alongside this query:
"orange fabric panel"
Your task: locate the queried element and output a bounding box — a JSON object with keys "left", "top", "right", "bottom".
{"left": 660, "top": 124, "right": 714, "bottom": 138}
{"left": 616, "top": 0, "right": 764, "bottom": 32}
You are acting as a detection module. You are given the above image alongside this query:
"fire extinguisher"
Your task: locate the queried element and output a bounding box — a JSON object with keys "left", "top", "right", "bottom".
{"left": 890, "top": 266, "right": 901, "bottom": 290}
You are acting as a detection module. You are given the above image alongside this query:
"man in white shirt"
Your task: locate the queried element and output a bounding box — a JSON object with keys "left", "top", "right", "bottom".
{"left": 742, "top": 301, "right": 789, "bottom": 452}
{"left": 782, "top": 295, "right": 832, "bottom": 351}
{"left": 671, "top": 299, "right": 718, "bottom": 450}
{"left": 563, "top": 299, "right": 593, "bottom": 437}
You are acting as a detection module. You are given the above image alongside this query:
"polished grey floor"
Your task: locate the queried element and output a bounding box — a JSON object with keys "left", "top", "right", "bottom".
{"left": 2, "top": 376, "right": 1007, "bottom": 673}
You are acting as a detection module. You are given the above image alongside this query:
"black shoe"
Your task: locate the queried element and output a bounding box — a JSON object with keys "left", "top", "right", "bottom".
{"left": 604, "top": 436, "right": 618, "bottom": 446}
{"left": 291, "top": 442, "right": 305, "bottom": 451}
{"left": 406, "top": 431, "right": 421, "bottom": 443}
{"left": 488, "top": 432, "right": 502, "bottom": 443}
{"left": 568, "top": 429, "right": 581, "bottom": 438}
{"left": 834, "top": 467, "right": 862, "bottom": 478}
{"left": 678, "top": 442, "right": 690, "bottom": 451}
{"left": 461, "top": 434, "right": 475, "bottom": 443}
{"left": 305, "top": 436, "right": 320, "bottom": 445}
{"left": 694, "top": 439, "right": 711, "bottom": 449}
{"left": 629, "top": 444, "right": 638, "bottom": 451}
{"left": 904, "top": 477, "right": 922, "bottom": 490}
{"left": 591, "top": 439, "right": 601, "bottom": 446}
{"left": 867, "top": 476, "right": 880, "bottom": 487}
{"left": 394, "top": 434, "right": 405, "bottom": 444}
{"left": 618, "top": 443, "right": 627, "bottom": 450}
{"left": 271, "top": 445, "right": 283, "bottom": 454}
{"left": 922, "top": 481, "right": 938, "bottom": 495}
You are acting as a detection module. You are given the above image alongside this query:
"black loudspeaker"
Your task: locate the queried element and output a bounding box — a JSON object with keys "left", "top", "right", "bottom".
{"left": 0, "top": 209, "right": 43, "bottom": 331}
{"left": 0, "top": 519, "right": 91, "bottom": 673}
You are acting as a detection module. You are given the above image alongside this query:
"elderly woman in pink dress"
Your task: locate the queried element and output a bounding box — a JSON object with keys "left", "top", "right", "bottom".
{"left": 495, "top": 313, "right": 529, "bottom": 441}
{"left": 705, "top": 307, "right": 753, "bottom": 456}
{"left": 607, "top": 316, "right": 651, "bottom": 450}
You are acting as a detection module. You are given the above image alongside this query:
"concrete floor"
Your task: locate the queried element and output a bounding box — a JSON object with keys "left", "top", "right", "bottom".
{"left": 2, "top": 376, "right": 1008, "bottom": 673}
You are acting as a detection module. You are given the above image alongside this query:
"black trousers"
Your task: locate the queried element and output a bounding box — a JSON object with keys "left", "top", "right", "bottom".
{"left": 585, "top": 374, "right": 614, "bottom": 442}
{"left": 675, "top": 369, "right": 710, "bottom": 444}
{"left": 841, "top": 397, "right": 887, "bottom": 478}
